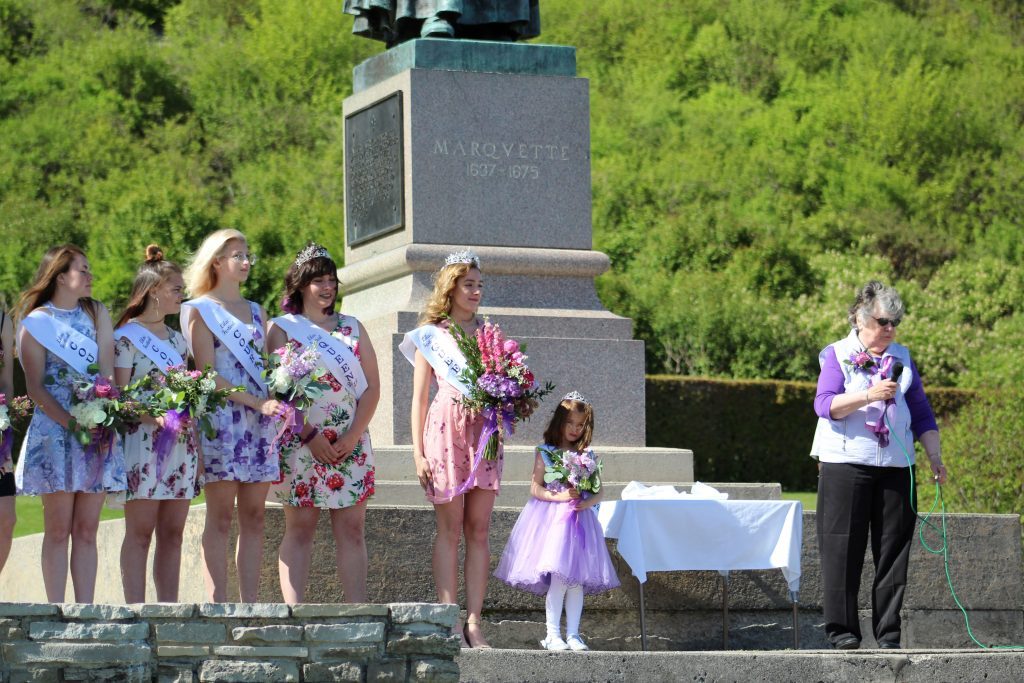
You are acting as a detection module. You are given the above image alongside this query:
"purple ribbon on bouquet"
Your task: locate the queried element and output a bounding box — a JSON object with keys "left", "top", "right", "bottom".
{"left": 272, "top": 401, "right": 304, "bottom": 449}
{"left": 84, "top": 428, "right": 114, "bottom": 491}
{"left": 432, "top": 403, "right": 514, "bottom": 501}
{"left": 152, "top": 408, "right": 189, "bottom": 481}
{"left": 865, "top": 356, "right": 897, "bottom": 447}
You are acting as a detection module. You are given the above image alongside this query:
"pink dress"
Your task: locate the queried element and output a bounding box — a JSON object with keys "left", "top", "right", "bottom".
{"left": 421, "top": 377, "right": 501, "bottom": 504}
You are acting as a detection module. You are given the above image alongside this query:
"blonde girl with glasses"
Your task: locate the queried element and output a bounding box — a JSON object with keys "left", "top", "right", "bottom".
{"left": 181, "top": 229, "right": 282, "bottom": 602}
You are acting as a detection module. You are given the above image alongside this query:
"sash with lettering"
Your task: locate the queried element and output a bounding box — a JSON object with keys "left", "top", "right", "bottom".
{"left": 113, "top": 322, "right": 184, "bottom": 372}
{"left": 180, "top": 297, "right": 266, "bottom": 392}
{"left": 399, "top": 324, "right": 472, "bottom": 397}
{"left": 21, "top": 307, "right": 98, "bottom": 375}
{"left": 271, "top": 314, "right": 367, "bottom": 399}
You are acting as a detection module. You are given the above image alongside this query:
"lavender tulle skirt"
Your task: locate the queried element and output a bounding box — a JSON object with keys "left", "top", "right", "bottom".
{"left": 494, "top": 498, "right": 620, "bottom": 595}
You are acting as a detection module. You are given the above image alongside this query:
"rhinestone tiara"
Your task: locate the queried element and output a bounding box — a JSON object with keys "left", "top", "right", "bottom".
{"left": 562, "top": 390, "right": 589, "bottom": 405}
{"left": 444, "top": 249, "right": 480, "bottom": 267}
{"left": 295, "top": 243, "right": 332, "bottom": 268}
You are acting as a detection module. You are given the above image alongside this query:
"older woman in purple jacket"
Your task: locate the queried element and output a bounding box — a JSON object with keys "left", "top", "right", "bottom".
{"left": 811, "top": 281, "right": 947, "bottom": 651}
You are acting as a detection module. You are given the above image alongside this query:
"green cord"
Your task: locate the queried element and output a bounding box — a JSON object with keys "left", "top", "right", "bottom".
{"left": 886, "top": 415, "right": 1023, "bottom": 650}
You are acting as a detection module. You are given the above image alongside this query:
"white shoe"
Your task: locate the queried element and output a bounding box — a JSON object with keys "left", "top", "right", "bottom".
{"left": 566, "top": 634, "right": 590, "bottom": 651}
{"left": 540, "top": 635, "right": 569, "bottom": 651}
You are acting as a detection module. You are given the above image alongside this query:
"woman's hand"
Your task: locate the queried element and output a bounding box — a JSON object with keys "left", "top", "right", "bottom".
{"left": 332, "top": 430, "right": 361, "bottom": 462}
{"left": 867, "top": 380, "right": 898, "bottom": 402}
{"left": 928, "top": 454, "right": 948, "bottom": 485}
{"left": 260, "top": 399, "right": 284, "bottom": 418}
{"left": 308, "top": 433, "right": 338, "bottom": 465}
{"left": 414, "top": 452, "right": 433, "bottom": 492}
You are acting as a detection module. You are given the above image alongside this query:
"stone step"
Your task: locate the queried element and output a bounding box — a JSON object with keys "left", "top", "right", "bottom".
{"left": 367, "top": 481, "right": 781, "bottom": 508}
{"left": 456, "top": 649, "right": 1024, "bottom": 683}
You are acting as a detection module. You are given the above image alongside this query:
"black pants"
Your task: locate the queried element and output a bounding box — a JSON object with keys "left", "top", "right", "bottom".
{"left": 816, "top": 462, "right": 917, "bottom": 646}
{"left": 0, "top": 471, "right": 15, "bottom": 497}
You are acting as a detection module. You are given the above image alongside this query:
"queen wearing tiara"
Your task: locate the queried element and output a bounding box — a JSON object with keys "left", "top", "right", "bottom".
{"left": 400, "top": 249, "right": 498, "bottom": 648}
{"left": 266, "top": 242, "right": 379, "bottom": 604}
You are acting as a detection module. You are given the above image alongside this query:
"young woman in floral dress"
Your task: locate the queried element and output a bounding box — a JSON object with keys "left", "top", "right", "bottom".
{"left": 268, "top": 242, "right": 379, "bottom": 603}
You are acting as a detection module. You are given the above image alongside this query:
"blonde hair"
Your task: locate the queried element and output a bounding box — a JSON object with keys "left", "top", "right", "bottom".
{"left": 183, "top": 229, "right": 247, "bottom": 297}
{"left": 419, "top": 262, "right": 479, "bottom": 325}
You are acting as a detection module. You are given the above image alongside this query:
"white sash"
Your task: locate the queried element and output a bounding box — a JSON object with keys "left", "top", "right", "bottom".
{"left": 114, "top": 322, "right": 184, "bottom": 372}
{"left": 271, "top": 314, "right": 367, "bottom": 399}
{"left": 181, "top": 297, "right": 266, "bottom": 390}
{"left": 399, "top": 324, "right": 472, "bottom": 397}
{"left": 21, "top": 308, "right": 98, "bottom": 374}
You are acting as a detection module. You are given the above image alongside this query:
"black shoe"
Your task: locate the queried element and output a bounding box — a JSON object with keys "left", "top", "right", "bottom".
{"left": 878, "top": 641, "right": 901, "bottom": 649}
{"left": 834, "top": 635, "right": 860, "bottom": 650}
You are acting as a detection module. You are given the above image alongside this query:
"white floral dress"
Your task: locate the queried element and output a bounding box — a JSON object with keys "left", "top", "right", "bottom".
{"left": 270, "top": 315, "right": 375, "bottom": 508}
{"left": 115, "top": 328, "right": 201, "bottom": 501}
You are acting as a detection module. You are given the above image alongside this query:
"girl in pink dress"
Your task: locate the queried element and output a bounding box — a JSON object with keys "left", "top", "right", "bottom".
{"left": 404, "top": 250, "right": 498, "bottom": 648}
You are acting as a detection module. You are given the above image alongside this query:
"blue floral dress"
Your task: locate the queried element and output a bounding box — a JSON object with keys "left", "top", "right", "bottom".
{"left": 200, "top": 301, "right": 276, "bottom": 483}
{"left": 16, "top": 303, "right": 127, "bottom": 495}
{"left": 270, "top": 315, "right": 375, "bottom": 508}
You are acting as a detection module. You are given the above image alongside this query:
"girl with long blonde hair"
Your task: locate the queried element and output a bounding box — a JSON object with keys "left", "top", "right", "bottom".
{"left": 180, "top": 229, "right": 281, "bottom": 602}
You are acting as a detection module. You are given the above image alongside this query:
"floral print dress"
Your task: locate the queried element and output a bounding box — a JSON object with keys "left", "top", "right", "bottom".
{"left": 200, "top": 301, "right": 276, "bottom": 483}
{"left": 115, "top": 328, "right": 201, "bottom": 500}
{"left": 270, "top": 315, "right": 375, "bottom": 508}
{"left": 15, "top": 303, "right": 127, "bottom": 495}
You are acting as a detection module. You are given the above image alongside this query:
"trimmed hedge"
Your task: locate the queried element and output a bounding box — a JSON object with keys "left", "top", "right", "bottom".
{"left": 646, "top": 375, "right": 976, "bottom": 491}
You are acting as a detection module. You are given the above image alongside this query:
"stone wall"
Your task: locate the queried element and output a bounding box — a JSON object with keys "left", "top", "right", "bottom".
{"left": 0, "top": 602, "right": 459, "bottom": 682}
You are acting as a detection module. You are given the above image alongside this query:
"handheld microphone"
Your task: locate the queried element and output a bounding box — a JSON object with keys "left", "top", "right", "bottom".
{"left": 890, "top": 361, "right": 904, "bottom": 382}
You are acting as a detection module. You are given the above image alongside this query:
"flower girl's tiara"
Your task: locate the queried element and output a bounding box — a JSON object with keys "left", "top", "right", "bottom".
{"left": 294, "top": 243, "right": 331, "bottom": 268}
{"left": 562, "top": 390, "right": 589, "bottom": 405}
{"left": 444, "top": 249, "right": 480, "bottom": 267}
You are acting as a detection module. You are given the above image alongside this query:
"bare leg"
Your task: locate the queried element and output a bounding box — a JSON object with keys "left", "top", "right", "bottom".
{"left": 0, "top": 495, "right": 15, "bottom": 578}
{"left": 41, "top": 492, "right": 74, "bottom": 602}
{"left": 278, "top": 505, "right": 319, "bottom": 604}
{"left": 463, "top": 488, "right": 496, "bottom": 648}
{"left": 68, "top": 492, "right": 106, "bottom": 603}
{"left": 201, "top": 480, "right": 238, "bottom": 602}
{"left": 153, "top": 499, "right": 191, "bottom": 602}
{"left": 331, "top": 503, "right": 368, "bottom": 603}
{"left": 121, "top": 499, "right": 159, "bottom": 603}
{"left": 433, "top": 496, "right": 466, "bottom": 645}
{"left": 235, "top": 482, "right": 270, "bottom": 602}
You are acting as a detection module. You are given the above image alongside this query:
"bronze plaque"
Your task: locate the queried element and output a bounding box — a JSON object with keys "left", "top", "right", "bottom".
{"left": 345, "top": 93, "right": 404, "bottom": 246}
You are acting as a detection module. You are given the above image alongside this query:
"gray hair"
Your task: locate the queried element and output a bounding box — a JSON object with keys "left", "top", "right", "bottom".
{"left": 847, "top": 280, "right": 905, "bottom": 329}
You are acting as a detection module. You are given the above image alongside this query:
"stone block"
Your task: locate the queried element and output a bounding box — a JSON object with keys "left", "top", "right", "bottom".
{"left": 59, "top": 604, "right": 136, "bottom": 620}
{"left": 157, "top": 646, "right": 210, "bottom": 657}
{"left": 305, "top": 623, "right": 385, "bottom": 643}
{"left": 155, "top": 622, "right": 227, "bottom": 644}
{"left": 307, "top": 645, "right": 381, "bottom": 661}
{"left": 290, "top": 604, "right": 389, "bottom": 618}
{"left": 385, "top": 632, "right": 460, "bottom": 657}
{"left": 212, "top": 646, "right": 309, "bottom": 658}
{"left": 2, "top": 642, "right": 150, "bottom": 666}
{"left": 198, "top": 603, "right": 290, "bottom": 619}
{"left": 0, "top": 604, "right": 60, "bottom": 617}
{"left": 389, "top": 603, "right": 459, "bottom": 627}
{"left": 301, "top": 662, "right": 364, "bottom": 683}
{"left": 198, "top": 660, "right": 299, "bottom": 682}
{"left": 412, "top": 658, "right": 460, "bottom": 683}
{"left": 231, "top": 625, "right": 303, "bottom": 643}
{"left": 367, "top": 660, "right": 407, "bottom": 682}
{"left": 158, "top": 667, "right": 197, "bottom": 683}
{"left": 63, "top": 666, "right": 149, "bottom": 682}
{"left": 137, "top": 604, "right": 197, "bottom": 618}
{"left": 8, "top": 669, "right": 61, "bottom": 683}
{"left": 29, "top": 621, "right": 149, "bottom": 641}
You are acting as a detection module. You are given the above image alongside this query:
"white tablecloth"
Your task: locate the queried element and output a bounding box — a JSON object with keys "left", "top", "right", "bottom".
{"left": 597, "top": 499, "right": 803, "bottom": 591}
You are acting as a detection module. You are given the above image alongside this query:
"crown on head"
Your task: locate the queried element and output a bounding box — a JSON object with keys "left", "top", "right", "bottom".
{"left": 295, "top": 243, "right": 331, "bottom": 268}
{"left": 562, "top": 390, "right": 589, "bottom": 405}
{"left": 444, "top": 249, "right": 480, "bottom": 268}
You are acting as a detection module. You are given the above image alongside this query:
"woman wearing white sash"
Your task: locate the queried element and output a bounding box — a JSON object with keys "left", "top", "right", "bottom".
{"left": 182, "top": 229, "right": 281, "bottom": 602}
{"left": 267, "top": 243, "right": 379, "bottom": 604}
{"left": 15, "top": 244, "right": 126, "bottom": 602}
{"left": 407, "top": 250, "right": 498, "bottom": 648}
{"left": 0, "top": 305, "right": 16, "bottom": 581}
{"left": 114, "top": 245, "right": 199, "bottom": 603}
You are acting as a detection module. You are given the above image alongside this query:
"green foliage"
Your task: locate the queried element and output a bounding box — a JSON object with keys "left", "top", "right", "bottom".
{"left": 647, "top": 375, "right": 976, "bottom": 491}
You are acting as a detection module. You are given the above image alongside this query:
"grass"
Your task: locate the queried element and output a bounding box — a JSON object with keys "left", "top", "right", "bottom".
{"left": 13, "top": 494, "right": 206, "bottom": 538}
{"left": 781, "top": 490, "right": 816, "bottom": 511}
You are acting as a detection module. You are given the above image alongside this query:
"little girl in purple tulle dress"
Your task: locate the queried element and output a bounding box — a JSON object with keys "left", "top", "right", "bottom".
{"left": 494, "top": 391, "right": 620, "bottom": 651}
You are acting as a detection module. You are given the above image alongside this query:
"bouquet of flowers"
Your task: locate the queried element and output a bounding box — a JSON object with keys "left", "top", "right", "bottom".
{"left": 128, "top": 364, "right": 241, "bottom": 459}
{"left": 67, "top": 369, "right": 143, "bottom": 449}
{"left": 263, "top": 340, "right": 331, "bottom": 437}
{"left": 0, "top": 393, "right": 34, "bottom": 474}
{"left": 543, "top": 447, "right": 603, "bottom": 497}
{"left": 449, "top": 318, "right": 555, "bottom": 460}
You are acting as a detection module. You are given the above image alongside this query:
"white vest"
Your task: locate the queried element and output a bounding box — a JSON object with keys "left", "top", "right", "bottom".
{"left": 810, "top": 330, "right": 916, "bottom": 468}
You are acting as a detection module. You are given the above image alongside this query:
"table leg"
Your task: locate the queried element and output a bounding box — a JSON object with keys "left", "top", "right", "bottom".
{"left": 638, "top": 578, "right": 648, "bottom": 652}
{"left": 790, "top": 591, "right": 800, "bottom": 649}
{"left": 721, "top": 572, "right": 730, "bottom": 650}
